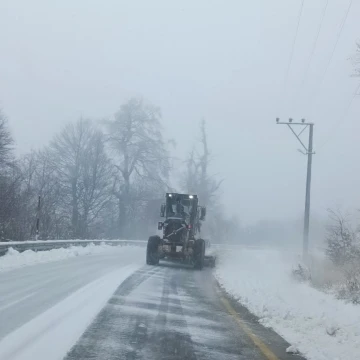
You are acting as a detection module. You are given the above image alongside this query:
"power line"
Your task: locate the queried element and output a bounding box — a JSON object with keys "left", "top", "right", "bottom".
{"left": 320, "top": 0, "right": 353, "bottom": 85}
{"left": 301, "top": 0, "right": 329, "bottom": 86}
{"left": 318, "top": 81, "right": 360, "bottom": 150}
{"left": 308, "top": 0, "right": 353, "bottom": 117}
{"left": 284, "top": 0, "right": 305, "bottom": 86}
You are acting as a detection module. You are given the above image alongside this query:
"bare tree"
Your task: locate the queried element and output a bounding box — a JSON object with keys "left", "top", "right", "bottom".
{"left": 0, "top": 166, "right": 23, "bottom": 240}
{"left": 325, "top": 208, "right": 357, "bottom": 266}
{"left": 33, "top": 149, "right": 64, "bottom": 238}
{"left": 183, "top": 149, "right": 200, "bottom": 195}
{"left": 106, "top": 98, "right": 170, "bottom": 237}
{"left": 0, "top": 110, "right": 14, "bottom": 167}
{"left": 182, "top": 120, "right": 222, "bottom": 207}
{"left": 181, "top": 120, "right": 229, "bottom": 242}
{"left": 0, "top": 110, "right": 19, "bottom": 240}
{"left": 50, "top": 119, "right": 113, "bottom": 238}
{"left": 78, "top": 129, "right": 113, "bottom": 237}
{"left": 18, "top": 150, "right": 67, "bottom": 239}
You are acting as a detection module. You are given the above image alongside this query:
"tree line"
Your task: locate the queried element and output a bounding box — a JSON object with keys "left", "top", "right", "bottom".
{"left": 0, "top": 98, "right": 238, "bottom": 241}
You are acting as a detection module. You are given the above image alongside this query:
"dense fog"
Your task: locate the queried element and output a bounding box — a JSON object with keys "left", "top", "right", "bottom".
{"left": 0, "top": 1, "right": 359, "bottom": 246}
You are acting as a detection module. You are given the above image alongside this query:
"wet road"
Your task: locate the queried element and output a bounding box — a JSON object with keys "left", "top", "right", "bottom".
{"left": 65, "top": 262, "right": 306, "bottom": 360}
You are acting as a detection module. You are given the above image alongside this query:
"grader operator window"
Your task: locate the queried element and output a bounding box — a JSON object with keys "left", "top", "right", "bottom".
{"left": 165, "top": 194, "right": 197, "bottom": 222}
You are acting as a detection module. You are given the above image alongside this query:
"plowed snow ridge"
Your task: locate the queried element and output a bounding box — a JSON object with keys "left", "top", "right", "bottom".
{"left": 0, "top": 243, "right": 131, "bottom": 272}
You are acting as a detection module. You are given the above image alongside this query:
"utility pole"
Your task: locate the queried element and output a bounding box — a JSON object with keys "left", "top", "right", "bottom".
{"left": 276, "top": 118, "right": 315, "bottom": 262}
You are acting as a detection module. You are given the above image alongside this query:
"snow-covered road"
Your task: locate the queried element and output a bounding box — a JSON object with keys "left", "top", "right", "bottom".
{"left": 0, "top": 245, "right": 304, "bottom": 360}
{"left": 63, "top": 261, "right": 299, "bottom": 360}
{"left": 0, "top": 246, "right": 144, "bottom": 360}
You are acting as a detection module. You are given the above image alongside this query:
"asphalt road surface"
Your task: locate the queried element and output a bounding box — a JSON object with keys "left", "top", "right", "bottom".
{"left": 64, "top": 261, "right": 306, "bottom": 360}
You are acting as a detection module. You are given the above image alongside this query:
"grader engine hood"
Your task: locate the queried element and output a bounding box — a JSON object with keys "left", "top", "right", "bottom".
{"left": 163, "top": 218, "right": 187, "bottom": 243}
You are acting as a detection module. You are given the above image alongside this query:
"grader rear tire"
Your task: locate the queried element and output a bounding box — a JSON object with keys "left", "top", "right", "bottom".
{"left": 146, "top": 236, "right": 160, "bottom": 265}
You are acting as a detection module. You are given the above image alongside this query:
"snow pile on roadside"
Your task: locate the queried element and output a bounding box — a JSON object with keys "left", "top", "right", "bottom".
{"left": 215, "top": 248, "right": 360, "bottom": 360}
{"left": 0, "top": 242, "right": 126, "bottom": 272}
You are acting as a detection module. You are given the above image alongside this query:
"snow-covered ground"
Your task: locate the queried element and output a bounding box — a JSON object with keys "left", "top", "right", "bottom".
{"left": 215, "top": 248, "right": 360, "bottom": 360}
{"left": 0, "top": 242, "right": 136, "bottom": 272}
{"left": 0, "top": 245, "right": 144, "bottom": 360}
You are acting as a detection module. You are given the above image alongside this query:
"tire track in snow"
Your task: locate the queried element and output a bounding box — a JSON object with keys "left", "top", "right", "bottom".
{"left": 146, "top": 270, "right": 197, "bottom": 360}
{"left": 0, "top": 291, "right": 38, "bottom": 312}
{"left": 64, "top": 266, "right": 163, "bottom": 360}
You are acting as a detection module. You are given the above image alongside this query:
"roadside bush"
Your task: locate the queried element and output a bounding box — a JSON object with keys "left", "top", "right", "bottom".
{"left": 334, "top": 262, "right": 360, "bottom": 304}
{"left": 292, "top": 263, "right": 311, "bottom": 283}
{"left": 324, "top": 209, "right": 360, "bottom": 304}
{"left": 325, "top": 210, "right": 358, "bottom": 266}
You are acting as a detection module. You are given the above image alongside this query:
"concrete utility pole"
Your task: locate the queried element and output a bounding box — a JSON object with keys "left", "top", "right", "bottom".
{"left": 276, "top": 118, "right": 315, "bottom": 261}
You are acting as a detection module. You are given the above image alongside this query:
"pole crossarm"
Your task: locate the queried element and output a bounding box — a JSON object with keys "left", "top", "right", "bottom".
{"left": 276, "top": 119, "right": 315, "bottom": 155}
{"left": 287, "top": 124, "right": 308, "bottom": 152}
{"left": 297, "top": 124, "right": 308, "bottom": 137}
{"left": 276, "top": 122, "right": 313, "bottom": 125}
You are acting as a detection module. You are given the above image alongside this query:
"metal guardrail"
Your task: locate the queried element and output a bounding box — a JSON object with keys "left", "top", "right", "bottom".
{"left": 0, "top": 239, "right": 326, "bottom": 258}
{"left": 0, "top": 239, "right": 147, "bottom": 257}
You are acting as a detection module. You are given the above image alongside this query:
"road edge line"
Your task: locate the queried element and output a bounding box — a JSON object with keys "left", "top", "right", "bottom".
{"left": 220, "top": 294, "right": 280, "bottom": 360}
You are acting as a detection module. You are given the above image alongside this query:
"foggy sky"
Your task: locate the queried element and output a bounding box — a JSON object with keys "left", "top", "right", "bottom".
{"left": 1, "top": 0, "right": 360, "bottom": 225}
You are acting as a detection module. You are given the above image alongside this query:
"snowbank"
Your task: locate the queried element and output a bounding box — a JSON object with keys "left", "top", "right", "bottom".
{"left": 215, "top": 248, "right": 360, "bottom": 360}
{"left": 0, "top": 243, "right": 126, "bottom": 272}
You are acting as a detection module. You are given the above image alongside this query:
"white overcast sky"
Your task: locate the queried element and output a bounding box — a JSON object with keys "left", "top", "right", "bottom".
{"left": 0, "top": 0, "right": 360, "bottom": 224}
